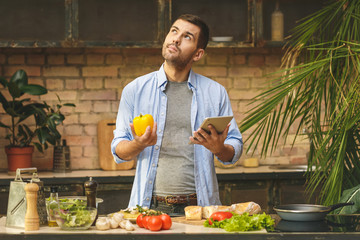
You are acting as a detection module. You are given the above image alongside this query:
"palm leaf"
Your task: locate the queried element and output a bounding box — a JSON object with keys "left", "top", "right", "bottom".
{"left": 240, "top": 1, "right": 360, "bottom": 205}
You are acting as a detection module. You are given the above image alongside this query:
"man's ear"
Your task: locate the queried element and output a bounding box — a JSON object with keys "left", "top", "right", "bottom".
{"left": 193, "top": 49, "right": 205, "bottom": 62}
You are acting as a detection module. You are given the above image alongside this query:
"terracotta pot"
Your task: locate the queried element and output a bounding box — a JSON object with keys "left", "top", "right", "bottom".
{"left": 5, "top": 146, "right": 34, "bottom": 172}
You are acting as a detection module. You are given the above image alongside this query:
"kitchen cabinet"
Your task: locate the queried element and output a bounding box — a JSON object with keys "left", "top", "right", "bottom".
{"left": 0, "top": 0, "right": 66, "bottom": 47}
{"left": 255, "top": 0, "right": 325, "bottom": 46}
{"left": 0, "top": 0, "right": 164, "bottom": 48}
{"left": 0, "top": 0, "right": 326, "bottom": 48}
{"left": 171, "top": 0, "right": 254, "bottom": 47}
{"left": 218, "top": 176, "right": 320, "bottom": 214}
{"left": 78, "top": 0, "right": 158, "bottom": 42}
{"left": 76, "top": 0, "right": 162, "bottom": 47}
{"left": 0, "top": 168, "right": 319, "bottom": 216}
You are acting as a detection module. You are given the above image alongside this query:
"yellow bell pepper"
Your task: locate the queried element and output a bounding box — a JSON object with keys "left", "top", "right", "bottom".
{"left": 133, "top": 114, "right": 154, "bottom": 136}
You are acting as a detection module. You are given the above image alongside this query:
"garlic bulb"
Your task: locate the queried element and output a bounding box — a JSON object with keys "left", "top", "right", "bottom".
{"left": 112, "top": 212, "right": 124, "bottom": 223}
{"left": 125, "top": 220, "right": 135, "bottom": 231}
{"left": 96, "top": 217, "right": 110, "bottom": 231}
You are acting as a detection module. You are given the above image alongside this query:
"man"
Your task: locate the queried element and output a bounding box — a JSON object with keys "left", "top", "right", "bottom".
{"left": 111, "top": 14, "right": 243, "bottom": 214}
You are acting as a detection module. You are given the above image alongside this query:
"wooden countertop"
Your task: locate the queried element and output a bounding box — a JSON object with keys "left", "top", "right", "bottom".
{"left": 0, "top": 216, "right": 265, "bottom": 235}
{"left": 1, "top": 216, "right": 360, "bottom": 240}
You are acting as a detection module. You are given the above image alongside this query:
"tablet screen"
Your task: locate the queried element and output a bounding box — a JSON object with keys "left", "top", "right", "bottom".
{"left": 199, "top": 116, "right": 233, "bottom": 134}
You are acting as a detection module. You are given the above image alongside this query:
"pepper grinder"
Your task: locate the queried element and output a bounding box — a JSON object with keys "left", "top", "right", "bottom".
{"left": 25, "top": 181, "right": 40, "bottom": 231}
{"left": 84, "top": 177, "right": 98, "bottom": 224}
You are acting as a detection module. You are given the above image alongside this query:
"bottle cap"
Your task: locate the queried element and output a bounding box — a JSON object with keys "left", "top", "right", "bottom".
{"left": 50, "top": 186, "right": 58, "bottom": 193}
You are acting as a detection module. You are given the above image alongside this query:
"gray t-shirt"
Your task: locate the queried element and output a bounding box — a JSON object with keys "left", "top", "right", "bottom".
{"left": 153, "top": 80, "right": 195, "bottom": 196}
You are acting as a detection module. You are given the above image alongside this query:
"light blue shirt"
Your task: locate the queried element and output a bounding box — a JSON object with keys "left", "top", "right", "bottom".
{"left": 111, "top": 64, "right": 243, "bottom": 208}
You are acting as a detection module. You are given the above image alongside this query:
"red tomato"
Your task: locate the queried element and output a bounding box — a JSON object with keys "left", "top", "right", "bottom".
{"left": 208, "top": 211, "right": 233, "bottom": 225}
{"left": 159, "top": 214, "right": 172, "bottom": 230}
{"left": 147, "top": 215, "right": 163, "bottom": 231}
{"left": 142, "top": 215, "right": 150, "bottom": 229}
{"left": 136, "top": 214, "right": 145, "bottom": 228}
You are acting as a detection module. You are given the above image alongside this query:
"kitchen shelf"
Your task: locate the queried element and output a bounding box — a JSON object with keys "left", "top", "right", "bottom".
{"left": 0, "top": 0, "right": 326, "bottom": 48}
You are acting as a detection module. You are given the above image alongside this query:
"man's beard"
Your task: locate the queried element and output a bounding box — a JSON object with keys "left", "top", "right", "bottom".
{"left": 162, "top": 43, "right": 196, "bottom": 70}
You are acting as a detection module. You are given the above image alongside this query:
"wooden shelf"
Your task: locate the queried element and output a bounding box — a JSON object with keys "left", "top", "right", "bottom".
{"left": 0, "top": 0, "right": 325, "bottom": 48}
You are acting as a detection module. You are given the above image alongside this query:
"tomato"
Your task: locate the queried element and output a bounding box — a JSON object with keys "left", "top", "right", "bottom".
{"left": 133, "top": 114, "right": 154, "bottom": 136}
{"left": 159, "top": 214, "right": 172, "bottom": 230}
{"left": 137, "top": 213, "right": 171, "bottom": 231}
{"left": 208, "top": 211, "right": 233, "bottom": 225}
{"left": 142, "top": 215, "right": 150, "bottom": 229}
{"left": 147, "top": 215, "right": 162, "bottom": 231}
{"left": 136, "top": 214, "right": 145, "bottom": 228}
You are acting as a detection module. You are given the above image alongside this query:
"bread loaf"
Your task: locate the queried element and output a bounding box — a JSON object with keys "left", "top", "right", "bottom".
{"left": 202, "top": 206, "right": 216, "bottom": 219}
{"left": 216, "top": 205, "right": 231, "bottom": 212}
{"left": 230, "top": 201, "right": 261, "bottom": 215}
{"left": 202, "top": 205, "right": 231, "bottom": 219}
{"left": 184, "top": 206, "right": 202, "bottom": 220}
{"left": 187, "top": 202, "right": 261, "bottom": 220}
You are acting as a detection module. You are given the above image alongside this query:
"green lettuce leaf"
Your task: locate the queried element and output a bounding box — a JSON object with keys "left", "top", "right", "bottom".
{"left": 204, "top": 212, "right": 274, "bottom": 232}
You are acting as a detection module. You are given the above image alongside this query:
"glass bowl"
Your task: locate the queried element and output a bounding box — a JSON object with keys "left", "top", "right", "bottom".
{"left": 54, "top": 202, "right": 97, "bottom": 230}
{"left": 58, "top": 196, "right": 103, "bottom": 208}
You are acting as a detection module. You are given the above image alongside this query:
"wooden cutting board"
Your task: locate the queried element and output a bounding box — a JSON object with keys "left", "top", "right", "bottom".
{"left": 172, "top": 216, "right": 267, "bottom": 233}
{"left": 97, "top": 119, "right": 135, "bottom": 170}
{"left": 171, "top": 216, "right": 206, "bottom": 225}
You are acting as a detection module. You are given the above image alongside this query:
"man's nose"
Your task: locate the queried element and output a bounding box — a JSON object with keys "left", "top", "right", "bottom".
{"left": 172, "top": 34, "right": 181, "bottom": 45}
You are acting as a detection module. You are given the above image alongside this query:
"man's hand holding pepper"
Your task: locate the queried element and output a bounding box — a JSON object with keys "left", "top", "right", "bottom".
{"left": 115, "top": 122, "right": 157, "bottom": 161}
{"left": 130, "top": 122, "right": 158, "bottom": 148}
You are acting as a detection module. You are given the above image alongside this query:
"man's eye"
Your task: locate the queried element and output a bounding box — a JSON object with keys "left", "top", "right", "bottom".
{"left": 185, "top": 35, "right": 191, "bottom": 40}
{"left": 171, "top": 29, "right": 177, "bottom": 33}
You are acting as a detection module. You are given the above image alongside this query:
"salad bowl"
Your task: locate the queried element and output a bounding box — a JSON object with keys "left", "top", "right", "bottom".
{"left": 54, "top": 201, "right": 97, "bottom": 230}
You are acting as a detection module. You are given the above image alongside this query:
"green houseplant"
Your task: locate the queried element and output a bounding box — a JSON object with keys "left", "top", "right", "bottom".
{"left": 240, "top": 0, "right": 360, "bottom": 206}
{"left": 0, "top": 69, "right": 75, "bottom": 171}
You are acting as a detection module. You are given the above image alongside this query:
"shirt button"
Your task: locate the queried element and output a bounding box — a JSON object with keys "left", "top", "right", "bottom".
{"left": 146, "top": 197, "right": 150, "bottom": 201}
{"left": 158, "top": 129, "right": 162, "bottom": 133}
{"left": 149, "top": 181, "right": 152, "bottom": 184}
{"left": 161, "top": 112, "right": 164, "bottom": 116}
{"left": 155, "top": 146, "right": 159, "bottom": 150}
{"left": 152, "top": 163, "right": 156, "bottom": 167}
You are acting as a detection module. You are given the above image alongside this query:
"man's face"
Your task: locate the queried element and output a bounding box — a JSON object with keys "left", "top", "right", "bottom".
{"left": 162, "top": 19, "right": 202, "bottom": 69}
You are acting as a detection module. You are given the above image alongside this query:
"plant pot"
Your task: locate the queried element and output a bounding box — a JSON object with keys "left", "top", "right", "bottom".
{"left": 5, "top": 146, "right": 34, "bottom": 172}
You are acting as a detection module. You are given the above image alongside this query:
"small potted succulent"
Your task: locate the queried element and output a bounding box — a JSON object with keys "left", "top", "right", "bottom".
{"left": 0, "top": 69, "right": 75, "bottom": 171}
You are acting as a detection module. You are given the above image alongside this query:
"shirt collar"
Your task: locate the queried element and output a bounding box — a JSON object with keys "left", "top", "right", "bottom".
{"left": 157, "top": 64, "right": 197, "bottom": 90}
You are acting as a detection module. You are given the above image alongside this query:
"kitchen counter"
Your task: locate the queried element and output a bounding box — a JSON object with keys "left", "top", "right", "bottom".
{"left": 1, "top": 216, "right": 360, "bottom": 240}
{"left": 0, "top": 166, "right": 358, "bottom": 240}
{"left": 0, "top": 165, "right": 308, "bottom": 185}
{"left": 0, "top": 165, "right": 313, "bottom": 216}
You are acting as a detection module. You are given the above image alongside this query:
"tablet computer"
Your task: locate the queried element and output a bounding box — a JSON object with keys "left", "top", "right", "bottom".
{"left": 199, "top": 116, "right": 233, "bottom": 134}
{"left": 190, "top": 116, "right": 233, "bottom": 144}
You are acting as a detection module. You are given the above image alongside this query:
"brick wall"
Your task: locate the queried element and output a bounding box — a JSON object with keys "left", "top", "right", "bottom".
{"left": 0, "top": 47, "right": 309, "bottom": 171}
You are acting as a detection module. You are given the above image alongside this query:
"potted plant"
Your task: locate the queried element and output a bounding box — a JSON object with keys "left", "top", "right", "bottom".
{"left": 0, "top": 69, "right": 75, "bottom": 171}
{"left": 240, "top": 1, "right": 360, "bottom": 206}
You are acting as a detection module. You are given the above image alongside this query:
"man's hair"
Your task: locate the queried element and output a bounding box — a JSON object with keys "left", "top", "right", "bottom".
{"left": 176, "top": 14, "right": 209, "bottom": 50}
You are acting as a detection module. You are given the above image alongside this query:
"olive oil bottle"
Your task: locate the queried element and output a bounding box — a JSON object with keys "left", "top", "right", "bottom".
{"left": 46, "top": 186, "right": 59, "bottom": 227}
